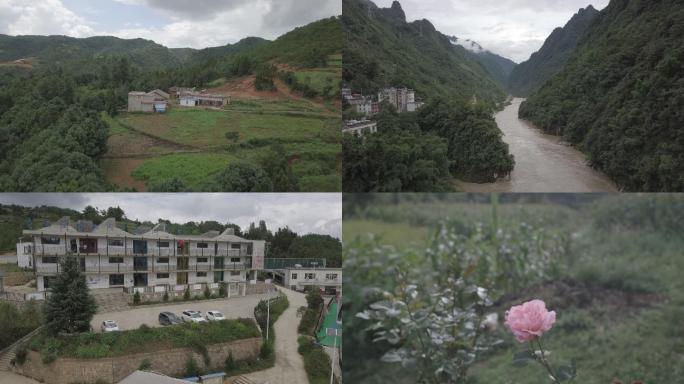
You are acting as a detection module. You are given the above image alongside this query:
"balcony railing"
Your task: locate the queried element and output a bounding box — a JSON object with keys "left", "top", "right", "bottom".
{"left": 33, "top": 247, "right": 253, "bottom": 258}
{"left": 35, "top": 262, "right": 251, "bottom": 274}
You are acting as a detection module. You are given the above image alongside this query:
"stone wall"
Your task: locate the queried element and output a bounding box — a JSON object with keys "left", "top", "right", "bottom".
{"left": 13, "top": 337, "right": 262, "bottom": 384}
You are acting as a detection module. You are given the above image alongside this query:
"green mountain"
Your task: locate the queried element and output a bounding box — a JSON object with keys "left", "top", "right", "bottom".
{"left": 342, "top": 0, "right": 506, "bottom": 105}
{"left": 508, "top": 5, "right": 599, "bottom": 96}
{"left": 519, "top": 0, "right": 684, "bottom": 191}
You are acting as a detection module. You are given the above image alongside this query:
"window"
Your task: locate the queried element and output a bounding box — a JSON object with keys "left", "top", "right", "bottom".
{"left": 197, "top": 257, "right": 208, "bottom": 263}
{"left": 157, "top": 241, "right": 170, "bottom": 248}
{"left": 305, "top": 273, "right": 316, "bottom": 280}
{"left": 230, "top": 257, "right": 241, "bottom": 263}
{"left": 42, "top": 256, "right": 58, "bottom": 264}
{"left": 230, "top": 244, "right": 241, "bottom": 249}
{"left": 156, "top": 273, "right": 169, "bottom": 279}
{"left": 230, "top": 271, "right": 241, "bottom": 276}
{"left": 157, "top": 257, "right": 169, "bottom": 263}
{"left": 109, "top": 274, "right": 124, "bottom": 286}
{"left": 291, "top": 273, "right": 298, "bottom": 280}
{"left": 41, "top": 236, "right": 60, "bottom": 245}
{"left": 326, "top": 273, "right": 338, "bottom": 280}
{"left": 109, "top": 257, "right": 123, "bottom": 264}
{"left": 197, "top": 272, "right": 207, "bottom": 277}
{"left": 197, "top": 242, "right": 208, "bottom": 249}
{"left": 108, "top": 239, "right": 124, "bottom": 246}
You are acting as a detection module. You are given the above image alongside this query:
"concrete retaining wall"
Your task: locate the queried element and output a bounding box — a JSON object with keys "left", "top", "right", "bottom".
{"left": 13, "top": 337, "right": 262, "bottom": 384}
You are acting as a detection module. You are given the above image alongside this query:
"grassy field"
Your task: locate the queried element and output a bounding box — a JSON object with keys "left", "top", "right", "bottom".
{"left": 343, "top": 195, "right": 684, "bottom": 384}
{"left": 293, "top": 70, "right": 341, "bottom": 99}
{"left": 104, "top": 98, "right": 341, "bottom": 191}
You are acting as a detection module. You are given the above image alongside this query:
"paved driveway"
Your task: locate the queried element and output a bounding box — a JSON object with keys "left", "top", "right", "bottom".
{"left": 91, "top": 292, "right": 278, "bottom": 332}
{"left": 243, "top": 288, "right": 309, "bottom": 384}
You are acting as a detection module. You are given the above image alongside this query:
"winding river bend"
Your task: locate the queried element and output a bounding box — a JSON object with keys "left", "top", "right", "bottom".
{"left": 455, "top": 98, "right": 617, "bottom": 192}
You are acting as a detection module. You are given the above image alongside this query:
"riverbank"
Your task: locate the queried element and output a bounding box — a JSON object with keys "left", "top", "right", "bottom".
{"left": 455, "top": 98, "right": 617, "bottom": 192}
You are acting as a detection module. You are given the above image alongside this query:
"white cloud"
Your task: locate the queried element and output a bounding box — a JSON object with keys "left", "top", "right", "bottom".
{"left": 0, "top": 193, "right": 342, "bottom": 239}
{"left": 0, "top": 0, "right": 95, "bottom": 37}
{"left": 1, "top": 0, "right": 340, "bottom": 49}
{"left": 373, "top": 0, "right": 610, "bottom": 62}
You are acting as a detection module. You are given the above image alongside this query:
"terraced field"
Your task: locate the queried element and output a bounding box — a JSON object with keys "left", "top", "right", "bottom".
{"left": 102, "top": 97, "right": 341, "bottom": 191}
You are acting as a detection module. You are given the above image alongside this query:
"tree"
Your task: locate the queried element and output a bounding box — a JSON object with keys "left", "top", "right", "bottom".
{"left": 258, "top": 145, "right": 299, "bottom": 192}
{"left": 206, "top": 162, "right": 273, "bottom": 192}
{"left": 44, "top": 255, "right": 97, "bottom": 335}
{"left": 270, "top": 226, "right": 298, "bottom": 257}
{"left": 105, "top": 206, "right": 125, "bottom": 221}
{"left": 288, "top": 234, "right": 342, "bottom": 267}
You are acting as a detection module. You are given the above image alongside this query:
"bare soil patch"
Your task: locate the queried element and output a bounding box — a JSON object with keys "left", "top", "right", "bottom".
{"left": 101, "top": 158, "right": 148, "bottom": 191}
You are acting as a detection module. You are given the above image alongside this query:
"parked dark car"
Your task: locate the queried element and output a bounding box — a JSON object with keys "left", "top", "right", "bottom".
{"left": 159, "top": 311, "right": 182, "bottom": 326}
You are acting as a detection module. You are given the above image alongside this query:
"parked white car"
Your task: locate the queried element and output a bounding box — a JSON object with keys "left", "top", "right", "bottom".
{"left": 206, "top": 310, "right": 225, "bottom": 321}
{"left": 101, "top": 320, "right": 120, "bottom": 332}
{"left": 181, "top": 310, "right": 207, "bottom": 323}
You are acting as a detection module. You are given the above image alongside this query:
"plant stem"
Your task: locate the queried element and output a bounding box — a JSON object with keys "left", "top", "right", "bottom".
{"left": 535, "top": 337, "right": 559, "bottom": 383}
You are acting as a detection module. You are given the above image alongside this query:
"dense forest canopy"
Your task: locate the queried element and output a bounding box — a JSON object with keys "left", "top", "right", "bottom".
{"left": 0, "top": 17, "right": 342, "bottom": 192}
{"left": 507, "top": 5, "right": 599, "bottom": 97}
{"left": 519, "top": 0, "right": 684, "bottom": 191}
{"left": 343, "top": 99, "right": 514, "bottom": 192}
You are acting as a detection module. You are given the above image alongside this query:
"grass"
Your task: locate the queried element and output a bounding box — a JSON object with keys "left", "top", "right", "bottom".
{"left": 132, "top": 152, "right": 238, "bottom": 189}
{"left": 293, "top": 70, "right": 341, "bottom": 98}
{"left": 343, "top": 220, "right": 430, "bottom": 248}
{"left": 28, "top": 319, "right": 260, "bottom": 360}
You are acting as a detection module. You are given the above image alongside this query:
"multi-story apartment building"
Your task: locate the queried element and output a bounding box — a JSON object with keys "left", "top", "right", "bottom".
{"left": 22, "top": 218, "right": 265, "bottom": 294}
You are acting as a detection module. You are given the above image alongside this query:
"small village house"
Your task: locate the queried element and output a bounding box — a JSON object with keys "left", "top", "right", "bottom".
{"left": 127, "top": 90, "right": 168, "bottom": 113}
{"left": 179, "top": 91, "right": 229, "bottom": 108}
{"left": 343, "top": 119, "right": 378, "bottom": 136}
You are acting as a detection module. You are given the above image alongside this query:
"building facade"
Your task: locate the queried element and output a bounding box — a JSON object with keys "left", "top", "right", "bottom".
{"left": 22, "top": 218, "right": 265, "bottom": 293}
{"left": 128, "top": 91, "right": 168, "bottom": 113}
{"left": 179, "top": 92, "right": 228, "bottom": 108}
{"left": 342, "top": 119, "right": 378, "bottom": 136}
{"left": 282, "top": 267, "right": 342, "bottom": 295}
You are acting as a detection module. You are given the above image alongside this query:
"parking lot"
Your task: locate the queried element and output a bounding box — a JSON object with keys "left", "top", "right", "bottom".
{"left": 91, "top": 291, "right": 278, "bottom": 332}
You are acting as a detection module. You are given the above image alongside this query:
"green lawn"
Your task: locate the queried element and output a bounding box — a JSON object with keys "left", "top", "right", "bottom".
{"left": 343, "top": 220, "right": 429, "bottom": 248}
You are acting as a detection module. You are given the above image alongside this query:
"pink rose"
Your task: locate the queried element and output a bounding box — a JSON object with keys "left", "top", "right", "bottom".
{"left": 504, "top": 299, "right": 556, "bottom": 343}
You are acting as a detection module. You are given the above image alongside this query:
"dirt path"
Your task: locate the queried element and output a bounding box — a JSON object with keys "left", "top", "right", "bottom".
{"left": 0, "top": 371, "right": 40, "bottom": 384}
{"left": 243, "top": 288, "right": 309, "bottom": 384}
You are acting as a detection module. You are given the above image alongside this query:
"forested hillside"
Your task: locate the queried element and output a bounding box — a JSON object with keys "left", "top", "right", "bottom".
{"left": 447, "top": 36, "right": 518, "bottom": 90}
{"left": 519, "top": 0, "right": 684, "bottom": 191}
{"left": 0, "top": 17, "right": 342, "bottom": 192}
{"left": 342, "top": 0, "right": 506, "bottom": 106}
{"left": 507, "top": 5, "right": 599, "bottom": 96}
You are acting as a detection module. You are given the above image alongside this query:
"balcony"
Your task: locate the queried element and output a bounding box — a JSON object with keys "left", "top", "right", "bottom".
{"left": 35, "top": 262, "right": 252, "bottom": 274}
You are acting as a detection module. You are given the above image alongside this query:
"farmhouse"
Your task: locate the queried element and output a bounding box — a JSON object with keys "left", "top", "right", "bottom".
{"left": 22, "top": 217, "right": 266, "bottom": 293}
{"left": 127, "top": 91, "right": 168, "bottom": 113}
{"left": 169, "top": 86, "right": 196, "bottom": 98}
{"left": 179, "top": 91, "right": 229, "bottom": 108}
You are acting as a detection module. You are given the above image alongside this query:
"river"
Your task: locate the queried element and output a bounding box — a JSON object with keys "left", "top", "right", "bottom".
{"left": 454, "top": 98, "right": 617, "bottom": 192}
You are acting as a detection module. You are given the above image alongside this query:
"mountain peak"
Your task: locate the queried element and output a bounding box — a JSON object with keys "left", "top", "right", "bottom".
{"left": 385, "top": 1, "right": 406, "bottom": 21}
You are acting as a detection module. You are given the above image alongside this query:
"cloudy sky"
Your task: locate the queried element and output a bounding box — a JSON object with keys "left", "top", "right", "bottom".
{"left": 0, "top": 193, "right": 342, "bottom": 239}
{"left": 0, "top": 0, "right": 341, "bottom": 48}
{"left": 373, "top": 0, "right": 610, "bottom": 63}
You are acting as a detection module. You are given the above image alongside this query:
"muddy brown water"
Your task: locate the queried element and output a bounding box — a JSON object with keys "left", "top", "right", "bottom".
{"left": 454, "top": 98, "right": 617, "bottom": 192}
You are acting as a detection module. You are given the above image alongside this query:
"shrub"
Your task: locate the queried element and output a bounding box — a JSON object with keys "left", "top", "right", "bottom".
{"left": 163, "top": 292, "right": 169, "bottom": 302}
{"left": 219, "top": 283, "right": 227, "bottom": 298}
{"left": 133, "top": 291, "right": 141, "bottom": 305}
{"left": 204, "top": 285, "right": 211, "bottom": 299}
{"left": 138, "top": 358, "right": 151, "bottom": 371}
{"left": 183, "top": 287, "right": 191, "bottom": 300}
{"left": 185, "top": 356, "right": 202, "bottom": 377}
{"left": 225, "top": 352, "right": 236, "bottom": 372}
{"left": 15, "top": 345, "right": 28, "bottom": 365}
{"left": 298, "top": 336, "right": 335, "bottom": 384}
{"left": 225, "top": 131, "right": 240, "bottom": 143}
{"left": 260, "top": 339, "right": 274, "bottom": 359}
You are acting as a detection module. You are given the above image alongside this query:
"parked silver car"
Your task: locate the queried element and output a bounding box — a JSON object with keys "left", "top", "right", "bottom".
{"left": 206, "top": 310, "right": 226, "bottom": 321}
{"left": 101, "top": 320, "right": 120, "bottom": 332}
{"left": 181, "top": 310, "right": 207, "bottom": 323}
